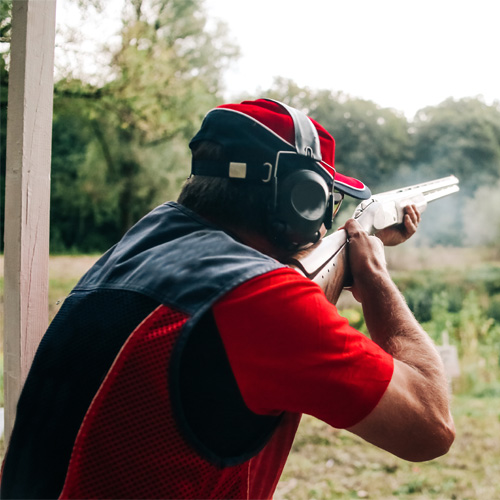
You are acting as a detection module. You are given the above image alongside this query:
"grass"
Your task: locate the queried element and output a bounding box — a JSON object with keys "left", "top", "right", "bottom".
{"left": 276, "top": 396, "right": 500, "bottom": 500}
{"left": 0, "top": 255, "right": 98, "bottom": 333}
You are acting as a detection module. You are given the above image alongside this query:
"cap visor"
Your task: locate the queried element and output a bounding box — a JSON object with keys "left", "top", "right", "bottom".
{"left": 335, "top": 172, "right": 371, "bottom": 199}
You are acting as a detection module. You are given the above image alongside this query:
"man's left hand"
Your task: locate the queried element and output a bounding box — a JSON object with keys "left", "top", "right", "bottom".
{"left": 375, "top": 204, "right": 421, "bottom": 246}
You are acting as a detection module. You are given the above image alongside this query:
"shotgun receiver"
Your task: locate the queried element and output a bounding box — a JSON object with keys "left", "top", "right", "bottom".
{"left": 287, "top": 175, "right": 460, "bottom": 304}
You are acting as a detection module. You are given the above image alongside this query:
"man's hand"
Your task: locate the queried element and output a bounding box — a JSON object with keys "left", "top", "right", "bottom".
{"left": 344, "top": 218, "right": 389, "bottom": 303}
{"left": 375, "top": 204, "right": 421, "bottom": 246}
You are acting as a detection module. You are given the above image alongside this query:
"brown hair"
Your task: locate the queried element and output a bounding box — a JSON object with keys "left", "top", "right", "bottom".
{"left": 178, "top": 141, "right": 272, "bottom": 235}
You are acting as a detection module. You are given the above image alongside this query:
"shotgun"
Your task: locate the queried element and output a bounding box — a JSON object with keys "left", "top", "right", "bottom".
{"left": 287, "top": 175, "right": 460, "bottom": 304}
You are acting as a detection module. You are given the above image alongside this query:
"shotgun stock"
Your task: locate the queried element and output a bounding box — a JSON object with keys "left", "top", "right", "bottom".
{"left": 287, "top": 175, "right": 460, "bottom": 304}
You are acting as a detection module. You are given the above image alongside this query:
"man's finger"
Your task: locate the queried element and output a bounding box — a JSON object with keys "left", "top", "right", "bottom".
{"left": 344, "top": 218, "right": 365, "bottom": 239}
{"left": 404, "top": 214, "right": 418, "bottom": 236}
{"left": 406, "top": 204, "right": 421, "bottom": 224}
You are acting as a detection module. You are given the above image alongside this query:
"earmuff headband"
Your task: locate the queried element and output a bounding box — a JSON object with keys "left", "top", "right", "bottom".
{"left": 265, "top": 100, "right": 322, "bottom": 161}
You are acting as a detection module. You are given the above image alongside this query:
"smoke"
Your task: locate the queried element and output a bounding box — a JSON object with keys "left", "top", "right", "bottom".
{"left": 463, "top": 180, "right": 500, "bottom": 247}
{"left": 413, "top": 195, "right": 463, "bottom": 247}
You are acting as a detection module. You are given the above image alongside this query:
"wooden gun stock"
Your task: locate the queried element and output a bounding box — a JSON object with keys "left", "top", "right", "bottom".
{"left": 287, "top": 230, "right": 350, "bottom": 304}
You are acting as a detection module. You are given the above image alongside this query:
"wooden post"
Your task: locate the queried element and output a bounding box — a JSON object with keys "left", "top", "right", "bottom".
{"left": 3, "top": 0, "right": 57, "bottom": 442}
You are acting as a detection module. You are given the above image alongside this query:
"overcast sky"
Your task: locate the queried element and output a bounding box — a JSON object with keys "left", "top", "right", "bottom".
{"left": 56, "top": 0, "right": 500, "bottom": 119}
{"left": 205, "top": 0, "right": 500, "bottom": 118}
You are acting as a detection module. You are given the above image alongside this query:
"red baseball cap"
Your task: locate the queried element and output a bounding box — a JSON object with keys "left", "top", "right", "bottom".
{"left": 190, "top": 99, "right": 371, "bottom": 199}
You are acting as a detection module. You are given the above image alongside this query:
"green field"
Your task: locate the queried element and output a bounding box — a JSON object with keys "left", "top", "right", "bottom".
{"left": 1, "top": 249, "right": 499, "bottom": 498}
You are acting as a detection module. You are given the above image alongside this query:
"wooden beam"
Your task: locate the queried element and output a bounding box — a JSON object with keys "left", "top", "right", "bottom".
{"left": 3, "top": 0, "right": 57, "bottom": 442}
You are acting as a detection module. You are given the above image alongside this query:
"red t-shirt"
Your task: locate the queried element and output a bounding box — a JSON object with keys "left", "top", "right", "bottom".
{"left": 213, "top": 267, "right": 393, "bottom": 429}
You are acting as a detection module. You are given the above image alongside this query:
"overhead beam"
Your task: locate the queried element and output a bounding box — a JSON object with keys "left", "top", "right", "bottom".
{"left": 3, "top": 0, "right": 57, "bottom": 442}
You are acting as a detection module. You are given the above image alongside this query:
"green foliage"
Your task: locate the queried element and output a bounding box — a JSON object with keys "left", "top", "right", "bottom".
{"left": 2, "top": 2, "right": 500, "bottom": 250}
{"left": 394, "top": 265, "right": 500, "bottom": 394}
{"left": 0, "top": 53, "right": 7, "bottom": 252}
{"left": 0, "top": 0, "right": 11, "bottom": 44}
{"left": 340, "top": 308, "right": 366, "bottom": 333}
{"left": 413, "top": 97, "right": 500, "bottom": 195}
{"left": 398, "top": 270, "right": 468, "bottom": 323}
{"left": 403, "top": 285, "right": 436, "bottom": 323}
{"left": 0, "top": 0, "right": 9, "bottom": 252}
{"left": 487, "top": 293, "right": 500, "bottom": 323}
{"left": 105, "top": 0, "right": 238, "bottom": 146}
{"left": 424, "top": 289, "right": 500, "bottom": 394}
{"left": 0, "top": 354, "right": 3, "bottom": 408}
{"left": 408, "top": 97, "right": 500, "bottom": 245}
{"left": 47, "top": 0, "right": 239, "bottom": 251}
{"left": 311, "top": 95, "right": 411, "bottom": 192}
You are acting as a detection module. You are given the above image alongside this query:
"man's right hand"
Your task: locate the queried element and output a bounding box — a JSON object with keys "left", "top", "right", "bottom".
{"left": 343, "top": 218, "right": 388, "bottom": 303}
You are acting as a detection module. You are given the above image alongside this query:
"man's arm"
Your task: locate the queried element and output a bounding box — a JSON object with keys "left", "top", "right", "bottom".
{"left": 344, "top": 218, "right": 455, "bottom": 462}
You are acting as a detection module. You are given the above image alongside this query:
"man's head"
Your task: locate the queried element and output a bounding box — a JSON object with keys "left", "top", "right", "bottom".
{"left": 178, "top": 99, "right": 370, "bottom": 250}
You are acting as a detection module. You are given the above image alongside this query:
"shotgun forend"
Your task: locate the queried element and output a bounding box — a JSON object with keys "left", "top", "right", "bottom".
{"left": 288, "top": 175, "right": 460, "bottom": 303}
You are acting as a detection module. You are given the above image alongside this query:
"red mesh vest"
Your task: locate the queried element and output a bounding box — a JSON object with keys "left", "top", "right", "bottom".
{"left": 59, "top": 304, "right": 301, "bottom": 499}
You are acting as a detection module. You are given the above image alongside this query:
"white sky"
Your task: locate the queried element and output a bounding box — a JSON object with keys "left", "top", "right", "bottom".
{"left": 56, "top": 0, "right": 500, "bottom": 119}
{"left": 205, "top": 0, "right": 500, "bottom": 119}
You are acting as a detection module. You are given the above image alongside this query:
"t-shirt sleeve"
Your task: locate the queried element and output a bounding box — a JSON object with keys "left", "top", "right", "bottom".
{"left": 212, "top": 267, "right": 394, "bottom": 429}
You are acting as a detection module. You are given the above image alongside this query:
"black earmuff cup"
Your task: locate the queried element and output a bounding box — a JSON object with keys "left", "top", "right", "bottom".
{"left": 272, "top": 164, "right": 331, "bottom": 248}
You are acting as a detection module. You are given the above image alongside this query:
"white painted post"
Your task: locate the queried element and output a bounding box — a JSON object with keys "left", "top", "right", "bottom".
{"left": 3, "top": 0, "right": 57, "bottom": 442}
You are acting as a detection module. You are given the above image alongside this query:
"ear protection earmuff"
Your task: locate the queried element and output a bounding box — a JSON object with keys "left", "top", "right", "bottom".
{"left": 265, "top": 101, "right": 334, "bottom": 248}
{"left": 270, "top": 166, "right": 331, "bottom": 247}
{"left": 267, "top": 151, "right": 333, "bottom": 248}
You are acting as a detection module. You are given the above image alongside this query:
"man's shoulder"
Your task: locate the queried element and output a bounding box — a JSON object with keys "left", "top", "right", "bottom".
{"left": 75, "top": 202, "right": 286, "bottom": 315}
{"left": 216, "top": 266, "right": 333, "bottom": 312}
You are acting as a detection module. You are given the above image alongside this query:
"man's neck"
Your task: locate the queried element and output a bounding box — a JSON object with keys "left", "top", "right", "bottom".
{"left": 201, "top": 214, "right": 289, "bottom": 262}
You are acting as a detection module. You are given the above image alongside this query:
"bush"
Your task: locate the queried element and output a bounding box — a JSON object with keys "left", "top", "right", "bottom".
{"left": 487, "top": 294, "right": 500, "bottom": 323}
{"left": 419, "top": 289, "right": 500, "bottom": 394}
{"left": 391, "top": 265, "right": 500, "bottom": 394}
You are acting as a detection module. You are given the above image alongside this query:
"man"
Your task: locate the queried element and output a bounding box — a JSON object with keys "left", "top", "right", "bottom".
{"left": 0, "top": 99, "right": 455, "bottom": 499}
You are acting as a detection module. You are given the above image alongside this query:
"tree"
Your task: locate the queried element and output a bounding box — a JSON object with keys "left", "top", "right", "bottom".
{"left": 1, "top": 0, "right": 239, "bottom": 251}
{"left": 412, "top": 97, "right": 500, "bottom": 195}
{"left": 0, "top": 0, "right": 11, "bottom": 252}
{"left": 50, "top": 0, "right": 239, "bottom": 249}
{"left": 0, "top": 0, "right": 11, "bottom": 45}
{"left": 408, "top": 97, "right": 500, "bottom": 246}
{"left": 311, "top": 92, "right": 411, "bottom": 191}
{"left": 50, "top": 94, "right": 113, "bottom": 251}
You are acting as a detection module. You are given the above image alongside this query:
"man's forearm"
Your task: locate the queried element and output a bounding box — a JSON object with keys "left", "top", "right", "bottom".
{"left": 350, "top": 269, "right": 455, "bottom": 461}
{"left": 358, "top": 269, "right": 446, "bottom": 381}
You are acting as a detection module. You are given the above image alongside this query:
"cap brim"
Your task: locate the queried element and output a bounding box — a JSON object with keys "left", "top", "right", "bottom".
{"left": 335, "top": 172, "right": 371, "bottom": 199}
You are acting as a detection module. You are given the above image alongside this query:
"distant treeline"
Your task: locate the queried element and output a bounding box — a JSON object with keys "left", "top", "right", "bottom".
{"left": 1, "top": 0, "right": 500, "bottom": 252}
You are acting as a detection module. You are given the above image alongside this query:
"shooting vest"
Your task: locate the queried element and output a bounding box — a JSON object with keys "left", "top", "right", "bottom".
{"left": 0, "top": 202, "right": 301, "bottom": 500}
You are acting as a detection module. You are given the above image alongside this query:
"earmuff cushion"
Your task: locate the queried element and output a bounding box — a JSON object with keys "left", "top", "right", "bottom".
{"left": 272, "top": 170, "right": 330, "bottom": 247}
